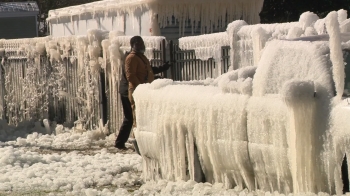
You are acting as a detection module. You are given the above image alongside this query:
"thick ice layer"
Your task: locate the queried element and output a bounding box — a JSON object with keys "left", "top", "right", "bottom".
{"left": 133, "top": 35, "right": 350, "bottom": 194}
{"left": 253, "top": 40, "right": 334, "bottom": 97}
{"left": 179, "top": 32, "right": 229, "bottom": 62}
{"left": 251, "top": 40, "right": 333, "bottom": 194}
{"left": 217, "top": 66, "right": 256, "bottom": 95}
{"left": 328, "top": 100, "right": 350, "bottom": 194}
{"left": 177, "top": 32, "right": 230, "bottom": 77}
{"left": 0, "top": 31, "right": 166, "bottom": 134}
{"left": 133, "top": 79, "right": 253, "bottom": 189}
{"left": 179, "top": 32, "right": 229, "bottom": 51}
{"left": 326, "top": 12, "right": 345, "bottom": 101}
{"left": 225, "top": 10, "right": 350, "bottom": 70}
{"left": 229, "top": 21, "right": 301, "bottom": 69}
{"left": 247, "top": 96, "right": 291, "bottom": 193}
{"left": 47, "top": 0, "right": 264, "bottom": 35}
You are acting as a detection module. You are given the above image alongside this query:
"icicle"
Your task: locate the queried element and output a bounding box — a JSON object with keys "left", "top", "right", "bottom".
{"left": 226, "top": 20, "right": 247, "bottom": 70}
{"left": 251, "top": 27, "right": 267, "bottom": 66}
{"left": 326, "top": 11, "right": 345, "bottom": 101}
{"left": 101, "top": 39, "right": 111, "bottom": 70}
{"left": 88, "top": 41, "right": 101, "bottom": 60}
{"left": 150, "top": 11, "right": 161, "bottom": 36}
{"left": 282, "top": 80, "right": 317, "bottom": 193}
{"left": 35, "top": 43, "right": 46, "bottom": 56}
{"left": 0, "top": 48, "right": 5, "bottom": 57}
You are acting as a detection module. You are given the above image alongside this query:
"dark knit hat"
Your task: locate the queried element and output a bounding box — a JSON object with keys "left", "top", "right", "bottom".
{"left": 130, "top": 36, "right": 143, "bottom": 47}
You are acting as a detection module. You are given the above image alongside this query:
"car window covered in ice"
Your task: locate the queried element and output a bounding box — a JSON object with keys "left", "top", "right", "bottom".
{"left": 343, "top": 50, "right": 350, "bottom": 97}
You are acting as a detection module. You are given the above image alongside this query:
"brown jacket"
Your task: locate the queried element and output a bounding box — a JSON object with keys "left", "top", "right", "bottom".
{"left": 125, "top": 51, "right": 155, "bottom": 90}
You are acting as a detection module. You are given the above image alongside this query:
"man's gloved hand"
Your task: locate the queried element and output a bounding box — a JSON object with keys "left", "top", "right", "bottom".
{"left": 164, "top": 61, "right": 175, "bottom": 69}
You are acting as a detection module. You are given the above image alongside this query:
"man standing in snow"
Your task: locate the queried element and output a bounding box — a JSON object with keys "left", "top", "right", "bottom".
{"left": 115, "top": 36, "right": 172, "bottom": 152}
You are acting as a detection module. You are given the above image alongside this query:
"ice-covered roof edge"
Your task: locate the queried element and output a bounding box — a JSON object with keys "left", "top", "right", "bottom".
{"left": 47, "top": 0, "right": 264, "bottom": 33}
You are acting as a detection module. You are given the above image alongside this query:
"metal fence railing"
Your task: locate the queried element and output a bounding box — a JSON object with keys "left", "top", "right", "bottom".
{"left": 169, "top": 40, "right": 230, "bottom": 81}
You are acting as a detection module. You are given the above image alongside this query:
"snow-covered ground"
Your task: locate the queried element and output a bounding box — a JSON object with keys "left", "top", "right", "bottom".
{"left": 0, "top": 120, "right": 346, "bottom": 196}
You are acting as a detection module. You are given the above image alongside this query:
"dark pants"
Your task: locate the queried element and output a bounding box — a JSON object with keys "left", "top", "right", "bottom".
{"left": 115, "top": 95, "right": 133, "bottom": 147}
{"left": 343, "top": 155, "right": 349, "bottom": 193}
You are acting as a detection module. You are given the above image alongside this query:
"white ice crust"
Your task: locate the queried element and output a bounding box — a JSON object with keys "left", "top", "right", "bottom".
{"left": 132, "top": 10, "right": 350, "bottom": 195}
{"left": 47, "top": 0, "right": 264, "bottom": 35}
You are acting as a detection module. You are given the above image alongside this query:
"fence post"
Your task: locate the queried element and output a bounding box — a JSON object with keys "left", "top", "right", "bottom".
{"left": 169, "top": 40, "right": 174, "bottom": 80}
{"left": 99, "top": 71, "right": 108, "bottom": 127}
{"left": 0, "top": 58, "right": 5, "bottom": 120}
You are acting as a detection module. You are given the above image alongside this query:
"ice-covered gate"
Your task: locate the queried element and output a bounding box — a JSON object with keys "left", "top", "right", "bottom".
{"left": 169, "top": 41, "right": 230, "bottom": 81}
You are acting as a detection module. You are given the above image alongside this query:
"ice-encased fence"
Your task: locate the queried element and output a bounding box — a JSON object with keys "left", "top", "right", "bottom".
{"left": 0, "top": 34, "right": 105, "bottom": 131}
{"left": 171, "top": 46, "right": 230, "bottom": 81}
{"left": 0, "top": 32, "right": 168, "bottom": 135}
{"left": 225, "top": 11, "right": 343, "bottom": 70}
{"left": 177, "top": 32, "right": 231, "bottom": 80}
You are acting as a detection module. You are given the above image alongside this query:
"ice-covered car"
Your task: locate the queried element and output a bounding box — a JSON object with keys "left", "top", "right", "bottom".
{"left": 133, "top": 12, "right": 350, "bottom": 195}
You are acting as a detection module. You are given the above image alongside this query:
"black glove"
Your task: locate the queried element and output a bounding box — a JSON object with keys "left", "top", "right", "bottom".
{"left": 163, "top": 61, "right": 171, "bottom": 68}
{"left": 163, "top": 61, "right": 176, "bottom": 69}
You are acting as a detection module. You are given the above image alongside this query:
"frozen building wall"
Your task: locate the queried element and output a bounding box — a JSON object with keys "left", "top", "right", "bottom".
{"left": 47, "top": 0, "right": 264, "bottom": 39}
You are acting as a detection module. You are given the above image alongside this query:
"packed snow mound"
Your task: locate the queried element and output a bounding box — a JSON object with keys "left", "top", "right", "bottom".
{"left": 149, "top": 79, "right": 174, "bottom": 89}
{"left": 217, "top": 66, "right": 256, "bottom": 95}
{"left": 281, "top": 80, "right": 315, "bottom": 103}
{"left": 133, "top": 82, "right": 252, "bottom": 188}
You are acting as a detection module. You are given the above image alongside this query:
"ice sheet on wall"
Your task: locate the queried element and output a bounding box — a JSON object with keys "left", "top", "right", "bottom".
{"left": 47, "top": 0, "right": 264, "bottom": 36}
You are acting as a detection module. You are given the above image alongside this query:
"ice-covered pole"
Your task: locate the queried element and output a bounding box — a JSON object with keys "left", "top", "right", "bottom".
{"left": 325, "top": 11, "right": 345, "bottom": 101}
